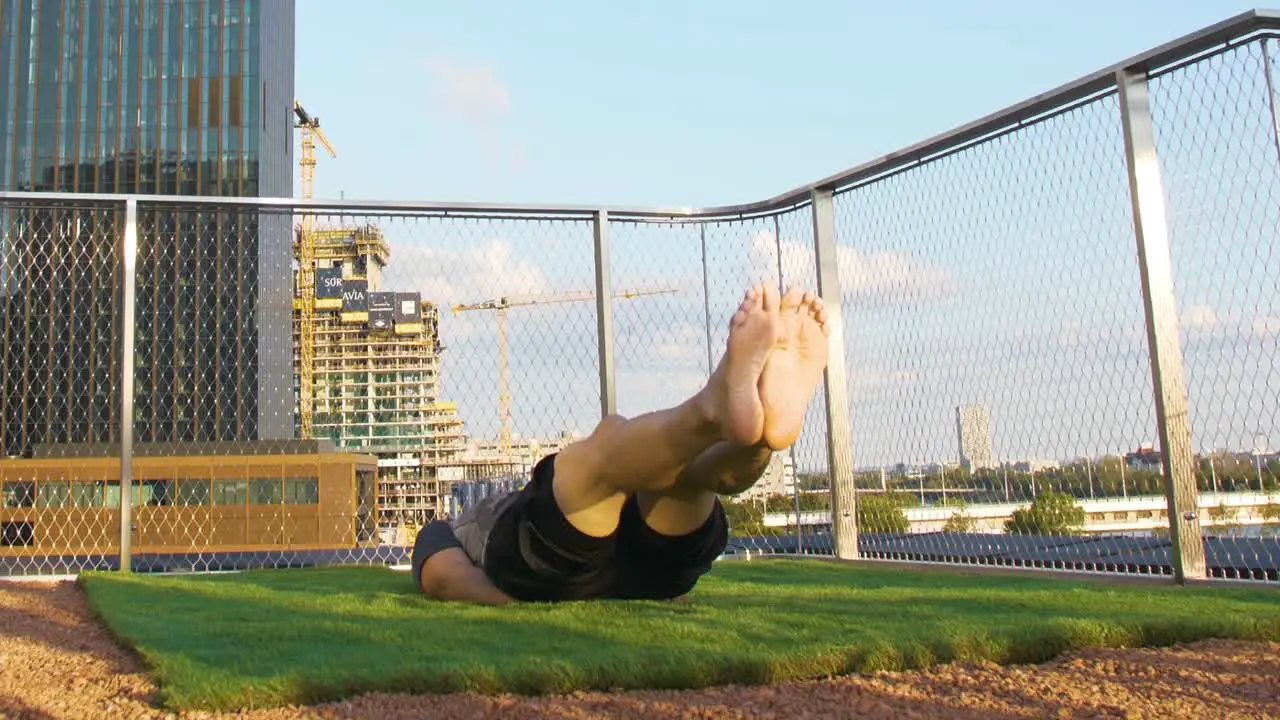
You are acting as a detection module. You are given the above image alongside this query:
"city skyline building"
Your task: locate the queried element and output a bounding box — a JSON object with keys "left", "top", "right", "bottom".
{"left": 956, "top": 403, "right": 996, "bottom": 472}
{"left": 0, "top": 0, "right": 297, "bottom": 455}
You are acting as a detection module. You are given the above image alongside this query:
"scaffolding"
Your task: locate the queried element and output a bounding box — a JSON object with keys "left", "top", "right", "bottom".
{"left": 292, "top": 225, "right": 466, "bottom": 531}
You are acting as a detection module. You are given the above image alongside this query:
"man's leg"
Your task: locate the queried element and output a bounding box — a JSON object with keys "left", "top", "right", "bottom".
{"left": 549, "top": 284, "right": 784, "bottom": 538}
{"left": 422, "top": 285, "right": 829, "bottom": 604}
{"left": 633, "top": 288, "right": 831, "bottom": 538}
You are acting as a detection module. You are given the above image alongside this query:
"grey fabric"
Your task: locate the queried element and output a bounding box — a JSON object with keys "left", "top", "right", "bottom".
{"left": 452, "top": 489, "right": 522, "bottom": 567}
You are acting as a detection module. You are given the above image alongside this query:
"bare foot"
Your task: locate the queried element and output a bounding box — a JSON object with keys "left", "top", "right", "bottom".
{"left": 701, "top": 284, "right": 780, "bottom": 446}
{"left": 758, "top": 287, "right": 831, "bottom": 450}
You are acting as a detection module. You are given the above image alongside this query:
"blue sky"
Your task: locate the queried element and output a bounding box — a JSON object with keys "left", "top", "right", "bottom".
{"left": 295, "top": 0, "right": 1259, "bottom": 208}
{"left": 292, "top": 2, "right": 1277, "bottom": 470}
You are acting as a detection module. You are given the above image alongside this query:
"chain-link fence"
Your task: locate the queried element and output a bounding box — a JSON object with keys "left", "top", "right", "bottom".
{"left": 1148, "top": 36, "right": 1280, "bottom": 579}
{"left": 2, "top": 15, "right": 1278, "bottom": 583}
{"left": 1, "top": 198, "right": 126, "bottom": 576}
{"left": 828, "top": 88, "right": 1174, "bottom": 575}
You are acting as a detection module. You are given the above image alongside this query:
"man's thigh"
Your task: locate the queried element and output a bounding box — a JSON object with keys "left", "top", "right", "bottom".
{"left": 610, "top": 493, "right": 729, "bottom": 600}
{"left": 481, "top": 454, "right": 619, "bottom": 602}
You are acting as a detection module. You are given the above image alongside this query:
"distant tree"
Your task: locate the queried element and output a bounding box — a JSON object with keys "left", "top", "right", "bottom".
{"left": 858, "top": 492, "right": 911, "bottom": 534}
{"left": 797, "top": 474, "right": 829, "bottom": 491}
{"left": 943, "top": 501, "right": 977, "bottom": 533}
{"left": 1208, "top": 503, "right": 1241, "bottom": 530}
{"left": 722, "top": 499, "right": 768, "bottom": 537}
{"left": 797, "top": 492, "right": 831, "bottom": 512}
{"left": 1005, "top": 490, "right": 1085, "bottom": 536}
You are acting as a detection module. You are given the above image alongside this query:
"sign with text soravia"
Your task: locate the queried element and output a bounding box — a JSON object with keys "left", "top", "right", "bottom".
{"left": 315, "top": 268, "right": 344, "bottom": 309}
{"left": 369, "top": 292, "right": 395, "bottom": 331}
{"left": 316, "top": 268, "right": 343, "bottom": 298}
{"left": 341, "top": 279, "right": 368, "bottom": 322}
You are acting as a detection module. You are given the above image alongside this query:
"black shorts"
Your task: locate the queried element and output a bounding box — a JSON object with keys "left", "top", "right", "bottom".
{"left": 416, "top": 453, "right": 729, "bottom": 603}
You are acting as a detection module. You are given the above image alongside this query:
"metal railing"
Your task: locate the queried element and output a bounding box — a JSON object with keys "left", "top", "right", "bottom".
{"left": 1, "top": 10, "right": 1278, "bottom": 582}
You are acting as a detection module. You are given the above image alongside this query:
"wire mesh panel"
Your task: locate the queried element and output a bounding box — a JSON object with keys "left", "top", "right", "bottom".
{"left": 831, "top": 94, "right": 1182, "bottom": 577}
{"left": 117, "top": 201, "right": 597, "bottom": 572}
{"left": 1148, "top": 38, "right": 1280, "bottom": 581}
{"left": 0, "top": 198, "right": 125, "bottom": 576}
{"left": 766, "top": 206, "right": 834, "bottom": 557}
{"left": 610, "top": 209, "right": 835, "bottom": 558}
{"left": 608, "top": 220, "right": 713, "bottom": 417}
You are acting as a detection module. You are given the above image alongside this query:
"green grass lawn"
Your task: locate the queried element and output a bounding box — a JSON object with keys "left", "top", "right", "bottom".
{"left": 78, "top": 559, "right": 1280, "bottom": 712}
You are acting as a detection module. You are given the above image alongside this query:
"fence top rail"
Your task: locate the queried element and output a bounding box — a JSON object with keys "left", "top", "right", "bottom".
{"left": 1, "top": 9, "right": 1276, "bottom": 221}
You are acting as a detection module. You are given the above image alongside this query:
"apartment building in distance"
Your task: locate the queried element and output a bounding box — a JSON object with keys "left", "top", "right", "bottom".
{"left": 956, "top": 404, "right": 996, "bottom": 472}
{"left": 294, "top": 224, "right": 469, "bottom": 530}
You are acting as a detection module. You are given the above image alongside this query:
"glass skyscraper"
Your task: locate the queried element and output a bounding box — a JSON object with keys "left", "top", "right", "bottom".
{"left": 0, "top": 0, "right": 296, "bottom": 455}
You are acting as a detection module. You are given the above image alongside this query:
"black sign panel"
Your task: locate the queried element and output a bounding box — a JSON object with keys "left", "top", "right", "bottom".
{"left": 316, "top": 268, "right": 343, "bottom": 298}
{"left": 369, "top": 291, "right": 395, "bottom": 330}
{"left": 394, "top": 292, "right": 422, "bottom": 323}
{"left": 342, "top": 279, "right": 368, "bottom": 312}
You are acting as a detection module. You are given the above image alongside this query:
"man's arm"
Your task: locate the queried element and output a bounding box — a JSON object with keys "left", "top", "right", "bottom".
{"left": 418, "top": 546, "right": 515, "bottom": 606}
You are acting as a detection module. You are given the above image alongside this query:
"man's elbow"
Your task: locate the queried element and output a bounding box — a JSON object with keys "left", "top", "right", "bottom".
{"left": 418, "top": 550, "right": 509, "bottom": 605}
{"left": 419, "top": 556, "right": 463, "bottom": 601}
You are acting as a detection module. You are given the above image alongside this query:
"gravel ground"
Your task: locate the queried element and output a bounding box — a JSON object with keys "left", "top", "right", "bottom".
{"left": 2, "top": 579, "right": 1278, "bottom": 720}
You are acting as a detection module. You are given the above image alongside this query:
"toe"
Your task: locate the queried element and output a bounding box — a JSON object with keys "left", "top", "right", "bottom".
{"left": 762, "top": 284, "right": 782, "bottom": 312}
{"left": 780, "top": 287, "right": 804, "bottom": 312}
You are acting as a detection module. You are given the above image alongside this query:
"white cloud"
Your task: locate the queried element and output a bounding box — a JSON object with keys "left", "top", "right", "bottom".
{"left": 849, "top": 365, "right": 916, "bottom": 395}
{"left": 746, "top": 231, "right": 955, "bottom": 304}
{"left": 399, "top": 239, "right": 549, "bottom": 303}
{"left": 1175, "top": 304, "right": 1279, "bottom": 339}
{"left": 616, "top": 368, "right": 708, "bottom": 417}
{"left": 384, "top": 239, "right": 551, "bottom": 338}
{"left": 1055, "top": 320, "right": 1144, "bottom": 349}
{"left": 422, "top": 55, "right": 524, "bottom": 173}
{"left": 649, "top": 321, "right": 707, "bottom": 367}
{"left": 1252, "top": 314, "right": 1280, "bottom": 337}
{"left": 1182, "top": 304, "right": 1220, "bottom": 332}
{"left": 422, "top": 56, "right": 510, "bottom": 123}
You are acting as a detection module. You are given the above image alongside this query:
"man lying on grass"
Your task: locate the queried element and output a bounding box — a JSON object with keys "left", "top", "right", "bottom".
{"left": 412, "top": 284, "right": 831, "bottom": 605}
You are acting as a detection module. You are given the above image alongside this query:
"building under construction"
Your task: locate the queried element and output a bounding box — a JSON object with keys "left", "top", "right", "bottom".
{"left": 292, "top": 224, "right": 466, "bottom": 532}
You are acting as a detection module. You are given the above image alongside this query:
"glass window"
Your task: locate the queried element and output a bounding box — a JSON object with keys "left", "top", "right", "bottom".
{"left": 177, "top": 480, "right": 210, "bottom": 506}
{"left": 141, "top": 480, "right": 173, "bottom": 506}
{"left": 213, "top": 480, "right": 246, "bottom": 506}
{"left": 71, "top": 481, "right": 105, "bottom": 508}
{"left": 284, "top": 478, "right": 319, "bottom": 505}
{"left": 2, "top": 481, "right": 35, "bottom": 508}
{"left": 37, "top": 481, "right": 71, "bottom": 508}
{"left": 249, "top": 478, "right": 281, "bottom": 505}
{"left": 1, "top": 521, "right": 35, "bottom": 548}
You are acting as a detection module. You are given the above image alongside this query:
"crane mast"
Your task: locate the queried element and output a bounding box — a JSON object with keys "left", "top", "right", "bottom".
{"left": 451, "top": 286, "right": 680, "bottom": 454}
{"left": 293, "top": 99, "right": 337, "bottom": 438}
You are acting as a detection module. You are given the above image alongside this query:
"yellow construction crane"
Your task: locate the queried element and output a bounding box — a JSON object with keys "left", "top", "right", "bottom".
{"left": 451, "top": 286, "right": 680, "bottom": 453}
{"left": 293, "top": 99, "right": 338, "bottom": 438}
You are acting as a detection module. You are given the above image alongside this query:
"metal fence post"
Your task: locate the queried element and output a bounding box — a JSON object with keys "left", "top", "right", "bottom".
{"left": 1117, "top": 67, "right": 1206, "bottom": 583}
{"left": 119, "top": 198, "right": 139, "bottom": 573}
{"left": 810, "top": 189, "right": 858, "bottom": 559}
{"left": 699, "top": 224, "right": 714, "bottom": 379}
{"left": 774, "top": 214, "right": 805, "bottom": 555}
{"left": 593, "top": 210, "right": 617, "bottom": 419}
